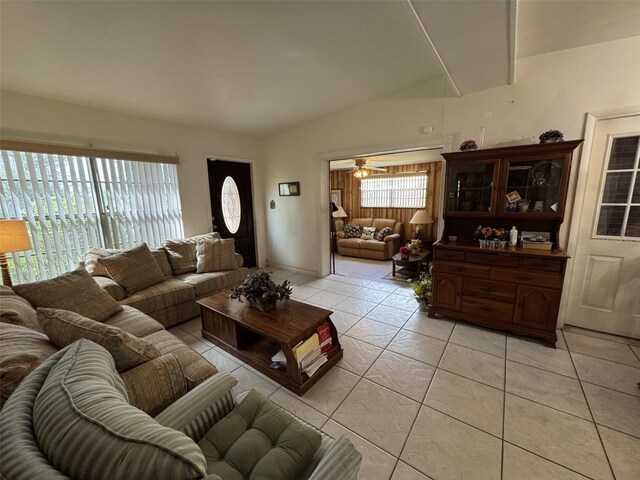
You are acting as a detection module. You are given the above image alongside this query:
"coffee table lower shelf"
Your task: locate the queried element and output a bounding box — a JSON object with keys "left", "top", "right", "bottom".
{"left": 202, "top": 330, "right": 343, "bottom": 396}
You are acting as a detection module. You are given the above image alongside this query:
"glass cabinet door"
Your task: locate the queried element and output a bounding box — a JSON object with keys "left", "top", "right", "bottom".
{"left": 446, "top": 160, "right": 496, "bottom": 215}
{"left": 500, "top": 156, "right": 566, "bottom": 217}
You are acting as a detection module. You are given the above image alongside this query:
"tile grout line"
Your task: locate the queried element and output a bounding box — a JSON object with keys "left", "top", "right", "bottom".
{"left": 500, "top": 333, "right": 508, "bottom": 480}
{"left": 564, "top": 329, "right": 617, "bottom": 480}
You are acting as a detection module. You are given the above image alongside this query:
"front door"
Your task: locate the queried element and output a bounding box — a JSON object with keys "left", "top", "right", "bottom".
{"left": 207, "top": 159, "right": 257, "bottom": 268}
{"left": 564, "top": 115, "right": 640, "bottom": 338}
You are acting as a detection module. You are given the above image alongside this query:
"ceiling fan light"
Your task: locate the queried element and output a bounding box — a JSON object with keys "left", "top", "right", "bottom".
{"left": 353, "top": 167, "right": 368, "bottom": 178}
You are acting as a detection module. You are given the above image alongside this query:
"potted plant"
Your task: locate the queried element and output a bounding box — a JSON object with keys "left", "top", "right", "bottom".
{"left": 409, "top": 272, "right": 432, "bottom": 312}
{"left": 539, "top": 129, "right": 564, "bottom": 144}
{"left": 399, "top": 246, "right": 412, "bottom": 261}
{"left": 229, "top": 270, "right": 292, "bottom": 312}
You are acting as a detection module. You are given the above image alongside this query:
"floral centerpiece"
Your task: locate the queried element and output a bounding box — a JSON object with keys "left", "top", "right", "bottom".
{"left": 459, "top": 139, "right": 478, "bottom": 151}
{"left": 229, "top": 270, "right": 292, "bottom": 312}
{"left": 399, "top": 246, "right": 412, "bottom": 260}
{"left": 474, "top": 225, "right": 509, "bottom": 248}
{"left": 409, "top": 272, "right": 432, "bottom": 312}
{"left": 409, "top": 239, "right": 421, "bottom": 254}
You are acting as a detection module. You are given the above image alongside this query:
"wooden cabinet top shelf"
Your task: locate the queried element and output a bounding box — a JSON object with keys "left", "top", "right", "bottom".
{"left": 434, "top": 240, "right": 570, "bottom": 259}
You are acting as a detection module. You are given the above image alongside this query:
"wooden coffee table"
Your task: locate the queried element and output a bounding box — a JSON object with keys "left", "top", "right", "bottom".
{"left": 392, "top": 249, "right": 431, "bottom": 278}
{"left": 198, "top": 292, "right": 343, "bottom": 396}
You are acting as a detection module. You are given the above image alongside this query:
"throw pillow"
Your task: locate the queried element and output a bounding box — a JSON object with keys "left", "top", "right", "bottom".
{"left": 0, "top": 322, "right": 58, "bottom": 408}
{"left": 196, "top": 237, "right": 238, "bottom": 273}
{"left": 84, "top": 247, "right": 122, "bottom": 277}
{"left": 162, "top": 233, "right": 218, "bottom": 275}
{"left": 13, "top": 267, "right": 123, "bottom": 322}
{"left": 98, "top": 243, "right": 165, "bottom": 294}
{"left": 0, "top": 285, "right": 41, "bottom": 331}
{"left": 32, "top": 340, "right": 207, "bottom": 480}
{"left": 361, "top": 226, "right": 376, "bottom": 240}
{"left": 376, "top": 226, "right": 393, "bottom": 241}
{"left": 343, "top": 223, "right": 362, "bottom": 239}
{"left": 37, "top": 307, "right": 161, "bottom": 372}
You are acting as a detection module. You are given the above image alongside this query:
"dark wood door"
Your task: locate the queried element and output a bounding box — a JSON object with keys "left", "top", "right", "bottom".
{"left": 207, "top": 159, "right": 256, "bottom": 268}
{"left": 432, "top": 272, "right": 462, "bottom": 311}
{"left": 514, "top": 285, "right": 561, "bottom": 328}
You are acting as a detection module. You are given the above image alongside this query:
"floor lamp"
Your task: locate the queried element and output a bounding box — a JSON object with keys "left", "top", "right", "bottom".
{"left": 0, "top": 220, "right": 32, "bottom": 287}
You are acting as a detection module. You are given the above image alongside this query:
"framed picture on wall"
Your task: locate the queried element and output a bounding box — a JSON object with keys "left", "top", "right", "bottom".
{"left": 330, "top": 189, "right": 342, "bottom": 206}
{"left": 279, "top": 182, "right": 300, "bottom": 196}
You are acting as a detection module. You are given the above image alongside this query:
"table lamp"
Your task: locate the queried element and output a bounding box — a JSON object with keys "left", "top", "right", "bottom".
{"left": 0, "top": 220, "right": 32, "bottom": 286}
{"left": 332, "top": 206, "right": 348, "bottom": 231}
{"left": 409, "top": 209, "right": 433, "bottom": 240}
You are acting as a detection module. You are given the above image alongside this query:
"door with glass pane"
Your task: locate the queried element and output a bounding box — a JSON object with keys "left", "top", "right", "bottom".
{"left": 564, "top": 115, "right": 640, "bottom": 338}
{"left": 207, "top": 160, "right": 256, "bottom": 268}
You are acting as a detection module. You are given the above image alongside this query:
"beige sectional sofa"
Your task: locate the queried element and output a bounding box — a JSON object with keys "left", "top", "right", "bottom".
{"left": 336, "top": 218, "right": 402, "bottom": 260}
{"left": 87, "top": 232, "right": 249, "bottom": 328}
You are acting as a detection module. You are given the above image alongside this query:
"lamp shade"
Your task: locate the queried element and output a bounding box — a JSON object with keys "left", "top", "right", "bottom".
{"left": 409, "top": 209, "right": 433, "bottom": 225}
{"left": 0, "top": 220, "right": 32, "bottom": 253}
{"left": 332, "top": 206, "right": 348, "bottom": 218}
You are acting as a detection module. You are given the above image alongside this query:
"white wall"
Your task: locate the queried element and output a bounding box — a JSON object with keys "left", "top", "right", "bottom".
{"left": 0, "top": 90, "right": 267, "bottom": 266}
{"left": 264, "top": 36, "right": 640, "bottom": 275}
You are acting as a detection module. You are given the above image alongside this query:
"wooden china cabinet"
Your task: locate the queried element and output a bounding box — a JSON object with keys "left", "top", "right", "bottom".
{"left": 429, "top": 140, "right": 583, "bottom": 346}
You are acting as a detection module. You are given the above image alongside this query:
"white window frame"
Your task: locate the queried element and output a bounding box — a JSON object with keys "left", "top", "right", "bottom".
{"left": 592, "top": 133, "right": 640, "bottom": 241}
{"left": 360, "top": 173, "right": 427, "bottom": 209}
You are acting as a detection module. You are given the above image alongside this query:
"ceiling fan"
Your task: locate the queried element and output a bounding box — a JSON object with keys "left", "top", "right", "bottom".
{"left": 352, "top": 158, "right": 386, "bottom": 178}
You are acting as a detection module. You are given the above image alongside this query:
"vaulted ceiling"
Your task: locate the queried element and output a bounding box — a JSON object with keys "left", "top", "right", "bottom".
{"left": 1, "top": 1, "right": 638, "bottom": 138}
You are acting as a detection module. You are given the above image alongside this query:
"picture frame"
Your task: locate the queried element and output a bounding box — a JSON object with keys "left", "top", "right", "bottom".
{"left": 330, "top": 189, "right": 342, "bottom": 206}
{"left": 279, "top": 182, "right": 300, "bottom": 196}
{"left": 506, "top": 190, "right": 521, "bottom": 203}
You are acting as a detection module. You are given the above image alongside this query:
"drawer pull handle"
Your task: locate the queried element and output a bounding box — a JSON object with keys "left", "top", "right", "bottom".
{"left": 480, "top": 305, "right": 494, "bottom": 312}
{"left": 481, "top": 287, "right": 496, "bottom": 293}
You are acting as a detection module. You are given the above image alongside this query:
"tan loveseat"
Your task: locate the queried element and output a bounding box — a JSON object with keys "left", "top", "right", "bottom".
{"left": 87, "top": 232, "right": 249, "bottom": 329}
{"left": 336, "top": 218, "right": 402, "bottom": 260}
{"left": 0, "top": 285, "right": 217, "bottom": 415}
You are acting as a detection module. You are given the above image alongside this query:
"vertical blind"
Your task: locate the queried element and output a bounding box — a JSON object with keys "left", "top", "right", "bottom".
{"left": 361, "top": 173, "right": 427, "bottom": 208}
{"left": 0, "top": 148, "right": 183, "bottom": 283}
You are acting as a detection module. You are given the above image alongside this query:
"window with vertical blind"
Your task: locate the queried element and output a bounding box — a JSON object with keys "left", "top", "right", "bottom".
{"left": 0, "top": 143, "right": 183, "bottom": 283}
{"left": 360, "top": 173, "right": 427, "bottom": 208}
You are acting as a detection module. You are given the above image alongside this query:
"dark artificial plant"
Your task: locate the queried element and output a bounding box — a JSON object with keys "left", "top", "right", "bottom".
{"left": 229, "top": 270, "right": 292, "bottom": 311}
{"left": 539, "top": 129, "right": 564, "bottom": 143}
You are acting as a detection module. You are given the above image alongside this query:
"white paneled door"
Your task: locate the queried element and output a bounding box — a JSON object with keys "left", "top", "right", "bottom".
{"left": 565, "top": 115, "right": 640, "bottom": 338}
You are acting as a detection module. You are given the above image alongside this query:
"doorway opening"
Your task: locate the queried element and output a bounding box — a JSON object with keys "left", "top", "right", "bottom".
{"left": 328, "top": 148, "right": 444, "bottom": 281}
{"left": 207, "top": 159, "right": 257, "bottom": 268}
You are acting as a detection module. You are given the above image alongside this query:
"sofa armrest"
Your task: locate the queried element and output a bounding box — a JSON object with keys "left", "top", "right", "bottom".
{"left": 336, "top": 231, "right": 345, "bottom": 239}
{"left": 154, "top": 372, "right": 238, "bottom": 442}
{"left": 308, "top": 436, "right": 362, "bottom": 480}
{"left": 234, "top": 253, "right": 244, "bottom": 268}
{"left": 383, "top": 233, "right": 400, "bottom": 243}
{"left": 93, "top": 275, "right": 126, "bottom": 301}
{"left": 120, "top": 353, "right": 188, "bottom": 417}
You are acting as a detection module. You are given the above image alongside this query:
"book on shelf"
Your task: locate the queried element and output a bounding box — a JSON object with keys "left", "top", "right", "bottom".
{"left": 270, "top": 349, "right": 287, "bottom": 370}
{"left": 292, "top": 333, "right": 319, "bottom": 363}
{"left": 304, "top": 354, "right": 327, "bottom": 377}
{"left": 316, "top": 322, "right": 333, "bottom": 353}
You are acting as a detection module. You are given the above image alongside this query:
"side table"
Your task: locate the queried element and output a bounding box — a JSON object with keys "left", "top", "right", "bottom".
{"left": 392, "top": 249, "right": 431, "bottom": 278}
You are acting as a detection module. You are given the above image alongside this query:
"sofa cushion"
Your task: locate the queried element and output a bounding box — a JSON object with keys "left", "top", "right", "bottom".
{"left": 196, "top": 237, "right": 238, "bottom": 273}
{"left": 372, "top": 218, "right": 397, "bottom": 232}
{"left": 103, "top": 306, "right": 164, "bottom": 337}
{"left": 376, "top": 226, "right": 393, "bottom": 241}
{"left": 144, "top": 330, "right": 217, "bottom": 387}
{"left": 33, "top": 340, "right": 207, "bottom": 480}
{"left": 360, "top": 239, "right": 386, "bottom": 251}
{"left": 37, "top": 308, "right": 161, "bottom": 372}
{"left": 199, "top": 389, "right": 321, "bottom": 480}
{"left": 343, "top": 224, "right": 362, "bottom": 239}
{"left": 98, "top": 243, "right": 165, "bottom": 294}
{"left": 360, "top": 226, "right": 376, "bottom": 240}
{"left": 151, "top": 248, "right": 173, "bottom": 278}
{"left": 352, "top": 218, "right": 374, "bottom": 228}
{"left": 0, "top": 323, "right": 57, "bottom": 408}
{"left": 13, "top": 267, "right": 123, "bottom": 322}
{"left": 163, "top": 233, "right": 219, "bottom": 275}
{"left": 93, "top": 275, "right": 127, "bottom": 301}
{"left": 176, "top": 269, "right": 248, "bottom": 298}
{"left": 0, "top": 285, "right": 40, "bottom": 331}
{"left": 84, "top": 247, "right": 121, "bottom": 277}
{"left": 121, "top": 277, "right": 195, "bottom": 313}
{"left": 337, "top": 238, "right": 362, "bottom": 249}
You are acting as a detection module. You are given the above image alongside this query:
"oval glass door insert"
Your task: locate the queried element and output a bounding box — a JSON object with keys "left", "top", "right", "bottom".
{"left": 221, "top": 176, "right": 241, "bottom": 233}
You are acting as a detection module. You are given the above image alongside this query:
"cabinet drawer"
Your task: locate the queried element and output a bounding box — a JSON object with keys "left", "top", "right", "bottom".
{"left": 466, "top": 252, "right": 520, "bottom": 268}
{"left": 522, "top": 257, "right": 564, "bottom": 273}
{"left": 462, "top": 296, "right": 513, "bottom": 323}
{"left": 435, "top": 249, "right": 465, "bottom": 262}
{"left": 493, "top": 268, "right": 563, "bottom": 289}
{"left": 463, "top": 278, "right": 517, "bottom": 302}
{"left": 436, "top": 261, "right": 491, "bottom": 279}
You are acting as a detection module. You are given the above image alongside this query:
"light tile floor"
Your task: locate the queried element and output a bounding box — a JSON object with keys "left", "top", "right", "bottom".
{"left": 169, "top": 255, "right": 640, "bottom": 480}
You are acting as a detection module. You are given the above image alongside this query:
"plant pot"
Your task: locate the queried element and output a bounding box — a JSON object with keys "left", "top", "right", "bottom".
{"left": 478, "top": 239, "right": 487, "bottom": 248}
{"left": 417, "top": 300, "right": 427, "bottom": 312}
{"left": 499, "top": 240, "right": 507, "bottom": 249}
{"left": 249, "top": 299, "right": 277, "bottom": 312}
{"left": 401, "top": 253, "right": 410, "bottom": 261}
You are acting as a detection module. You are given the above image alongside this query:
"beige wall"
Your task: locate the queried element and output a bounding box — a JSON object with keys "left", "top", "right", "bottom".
{"left": 0, "top": 90, "right": 267, "bottom": 266}
{"left": 264, "top": 36, "right": 640, "bottom": 275}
